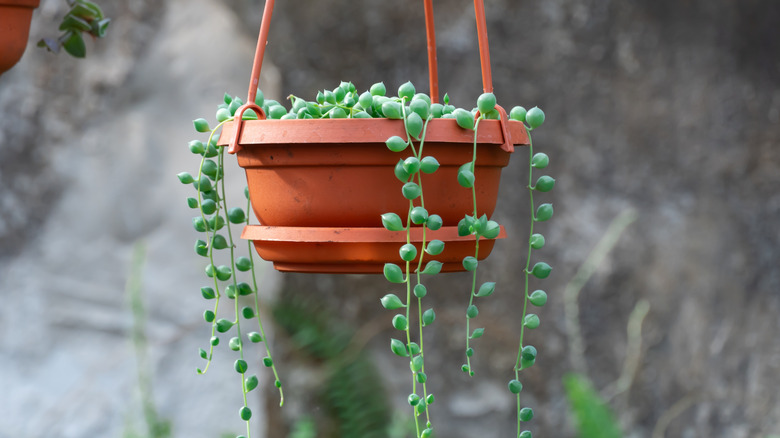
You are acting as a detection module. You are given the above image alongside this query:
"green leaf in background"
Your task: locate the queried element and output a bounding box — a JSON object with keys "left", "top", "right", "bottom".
{"left": 91, "top": 18, "right": 111, "bottom": 37}
{"left": 563, "top": 373, "right": 623, "bottom": 438}
{"left": 287, "top": 416, "right": 316, "bottom": 438}
{"left": 62, "top": 31, "right": 86, "bottom": 58}
{"left": 59, "top": 15, "right": 91, "bottom": 32}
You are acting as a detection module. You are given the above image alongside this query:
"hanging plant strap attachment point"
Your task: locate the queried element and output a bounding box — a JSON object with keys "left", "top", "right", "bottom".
{"left": 495, "top": 105, "right": 514, "bottom": 153}
{"left": 228, "top": 103, "right": 266, "bottom": 155}
{"left": 475, "top": 104, "right": 513, "bottom": 153}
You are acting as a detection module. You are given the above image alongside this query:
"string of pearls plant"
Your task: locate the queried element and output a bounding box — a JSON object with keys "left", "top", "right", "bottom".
{"left": 179, "top": 80, "right": 550, "bottom": 438}
{"left": 508, "top": 105, "right": 551, "bottom": 438}
{"left": 178, "top": 93, "right": 284, "bottom": 438}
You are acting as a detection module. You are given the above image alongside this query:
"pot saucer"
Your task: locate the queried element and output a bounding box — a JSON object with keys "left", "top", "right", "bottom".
{"left": 242, "top": 225, "right": 506, "bottom": 274}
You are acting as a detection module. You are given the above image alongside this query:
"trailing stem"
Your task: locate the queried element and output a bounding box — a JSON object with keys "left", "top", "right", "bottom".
{"left": 401, "top": 100, "right": 433, "bottom": 436}
{"left": 181, "top": 101, "right": 286, "bottom": 437}
{"left": 456, "top": 109, "right": 501, "bottom": 378}
{"left": 508, "top": 105, "right": 551, "bottom": 438}
{"left": 514, "top": 129, "right": 536, "bottom": 436}
{"left": 464, "top": 116, "right": 482, "bottom": 376}
{"left": 382, "top": 90, "right": 440, "bottom": 438}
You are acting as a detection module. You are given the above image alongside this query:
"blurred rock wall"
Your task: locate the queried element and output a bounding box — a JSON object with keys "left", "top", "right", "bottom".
{"left": 1, "top": 0, "right": 778, "bottom": 437}
{"left": 0, "top": 0, "right": 281, "bottom": 437}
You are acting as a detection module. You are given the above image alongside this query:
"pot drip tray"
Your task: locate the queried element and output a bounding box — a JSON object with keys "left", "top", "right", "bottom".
{"left": 242, "top": 225, "right": 506, "bottom": 274}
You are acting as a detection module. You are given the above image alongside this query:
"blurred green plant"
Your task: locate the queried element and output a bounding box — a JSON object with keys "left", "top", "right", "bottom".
{"left": 561, "top": 209, "right": 638, "bottom": 438}
{"left": 287, "top": 417, "right": 316, "bottom": 438}
{"left": 37, "top": 0, "right": 110, "bottom": 58}
{"left": 123, "top": 241, "right": 172, "bottom": 438}
{"left": 274, "top": 296, "right": 392, "bottom": 438}
{"left": 509, "top": 104, "right": 551, "bottom": 438}
{"left": 563, "top": 373, "right": 622, "bottom": 438}
{"left": 387, "top": 411, "right": 418, "bottom": 438}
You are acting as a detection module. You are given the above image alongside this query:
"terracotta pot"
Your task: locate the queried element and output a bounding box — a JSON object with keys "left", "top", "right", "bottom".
{"left": 218, "top": 118, "right": 528, "bottom": 228}
{"left": 218, "top": 0, "right": 529, "bottom": 274}
{"left": 0, "top": 0, "right": 40, "bottom": 75}
{"left": 216, "top": 117, "right": 528, "bottom": 274}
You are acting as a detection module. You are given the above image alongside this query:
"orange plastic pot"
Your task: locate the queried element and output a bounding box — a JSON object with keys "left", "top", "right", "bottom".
{"left": 222, "top": 0, "right": 528, "bottom": 273}
{"left": 218, "top": 117, "right": 527, "bottom": 273}
{"left": 0, "top": 0, "right": 40, "bottom": 75}
{"left": 218, "top": 118, "right": 528, "bottom": 228}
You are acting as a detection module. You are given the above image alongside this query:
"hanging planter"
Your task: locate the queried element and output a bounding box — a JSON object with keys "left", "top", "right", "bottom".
{"left": 216, "top": 0, "right": 529, "bottom": 273}
{"left": 0, "top": 0, "right": 40, "bottom": 75}
{"left": 181, "top": 1, "right": 555, "bottom": 436}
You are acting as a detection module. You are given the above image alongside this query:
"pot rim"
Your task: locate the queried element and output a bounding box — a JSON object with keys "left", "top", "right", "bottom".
{"left": 218, "top": 117, "right": 529, "bottom": 147}
{"left": 243, "top": 225, "right": 507, "bottom": 273}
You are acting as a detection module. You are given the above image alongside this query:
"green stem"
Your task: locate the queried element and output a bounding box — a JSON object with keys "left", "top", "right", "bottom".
{"left": 197, "top": 118, "right": 231, "bottom": 374}
{"left": 399, "top": 100, "right": 437, "bottom": 436}
{"left": 399, "top": 99, "right": 422, "bottom": 438}
{"left": 216, "top": 139, "right": 253, "bottom": 436}
{"left": 464, "top": 116, "right": 483, "bottom": 375}
{"left": 515, "top": 127, "right": 535, "bottom": 370}
{"left": 464, "top": 238, "right": 479, "bottom": 375}
{"left": 414, "top": 113, "right": 435, "bottom": 429}
{"left": 403, "top": 200, "right": 419, "bottom": 436}
{"left": 246, "top": 194, "right": 285, "bottom": 406}
{"left": 196, "top": 115, "right": 285, "bottom": 438}
{"left": 514, "top": 125, "right": 535, "bottom": 438}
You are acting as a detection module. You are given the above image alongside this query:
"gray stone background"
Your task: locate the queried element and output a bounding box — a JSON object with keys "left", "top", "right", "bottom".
{"left": 0, "top": 0, "right": 778, "bottom": 437}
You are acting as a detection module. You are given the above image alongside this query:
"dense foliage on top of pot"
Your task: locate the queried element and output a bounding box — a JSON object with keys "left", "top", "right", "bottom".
{"left": 200, "top": 80, "right": 520, "bottom": 126}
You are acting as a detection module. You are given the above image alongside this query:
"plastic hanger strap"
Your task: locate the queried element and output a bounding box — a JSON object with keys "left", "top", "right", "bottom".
{"left": 241, "top": 0, "right": 493, "bottom": 106}
{"left": 423, "top": 0, "right": 439, "bottom": 103}
{"left": 245, "top": 0, "right": 276, "bottom": 106}
{"left": 473, "top": 0, "right": 493, "bottom": 94}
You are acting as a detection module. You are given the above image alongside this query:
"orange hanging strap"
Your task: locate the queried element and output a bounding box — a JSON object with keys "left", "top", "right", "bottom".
{"left": 229, "top": 0, "right": 275, "bottom": 154}
{"left": 246, "top": 0, "right": 275, "bottom": 105}
{"left": 230, "top": 0, "right": 513, "bottom": 154}
{"left": 423, "top": 0, "right": 440, "bottom": 103}
{"left": 426, "top": 0, "right": 497, "bottom": 102}
{"left": 473, "top": 0, "right": 493, "bottom": 94}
